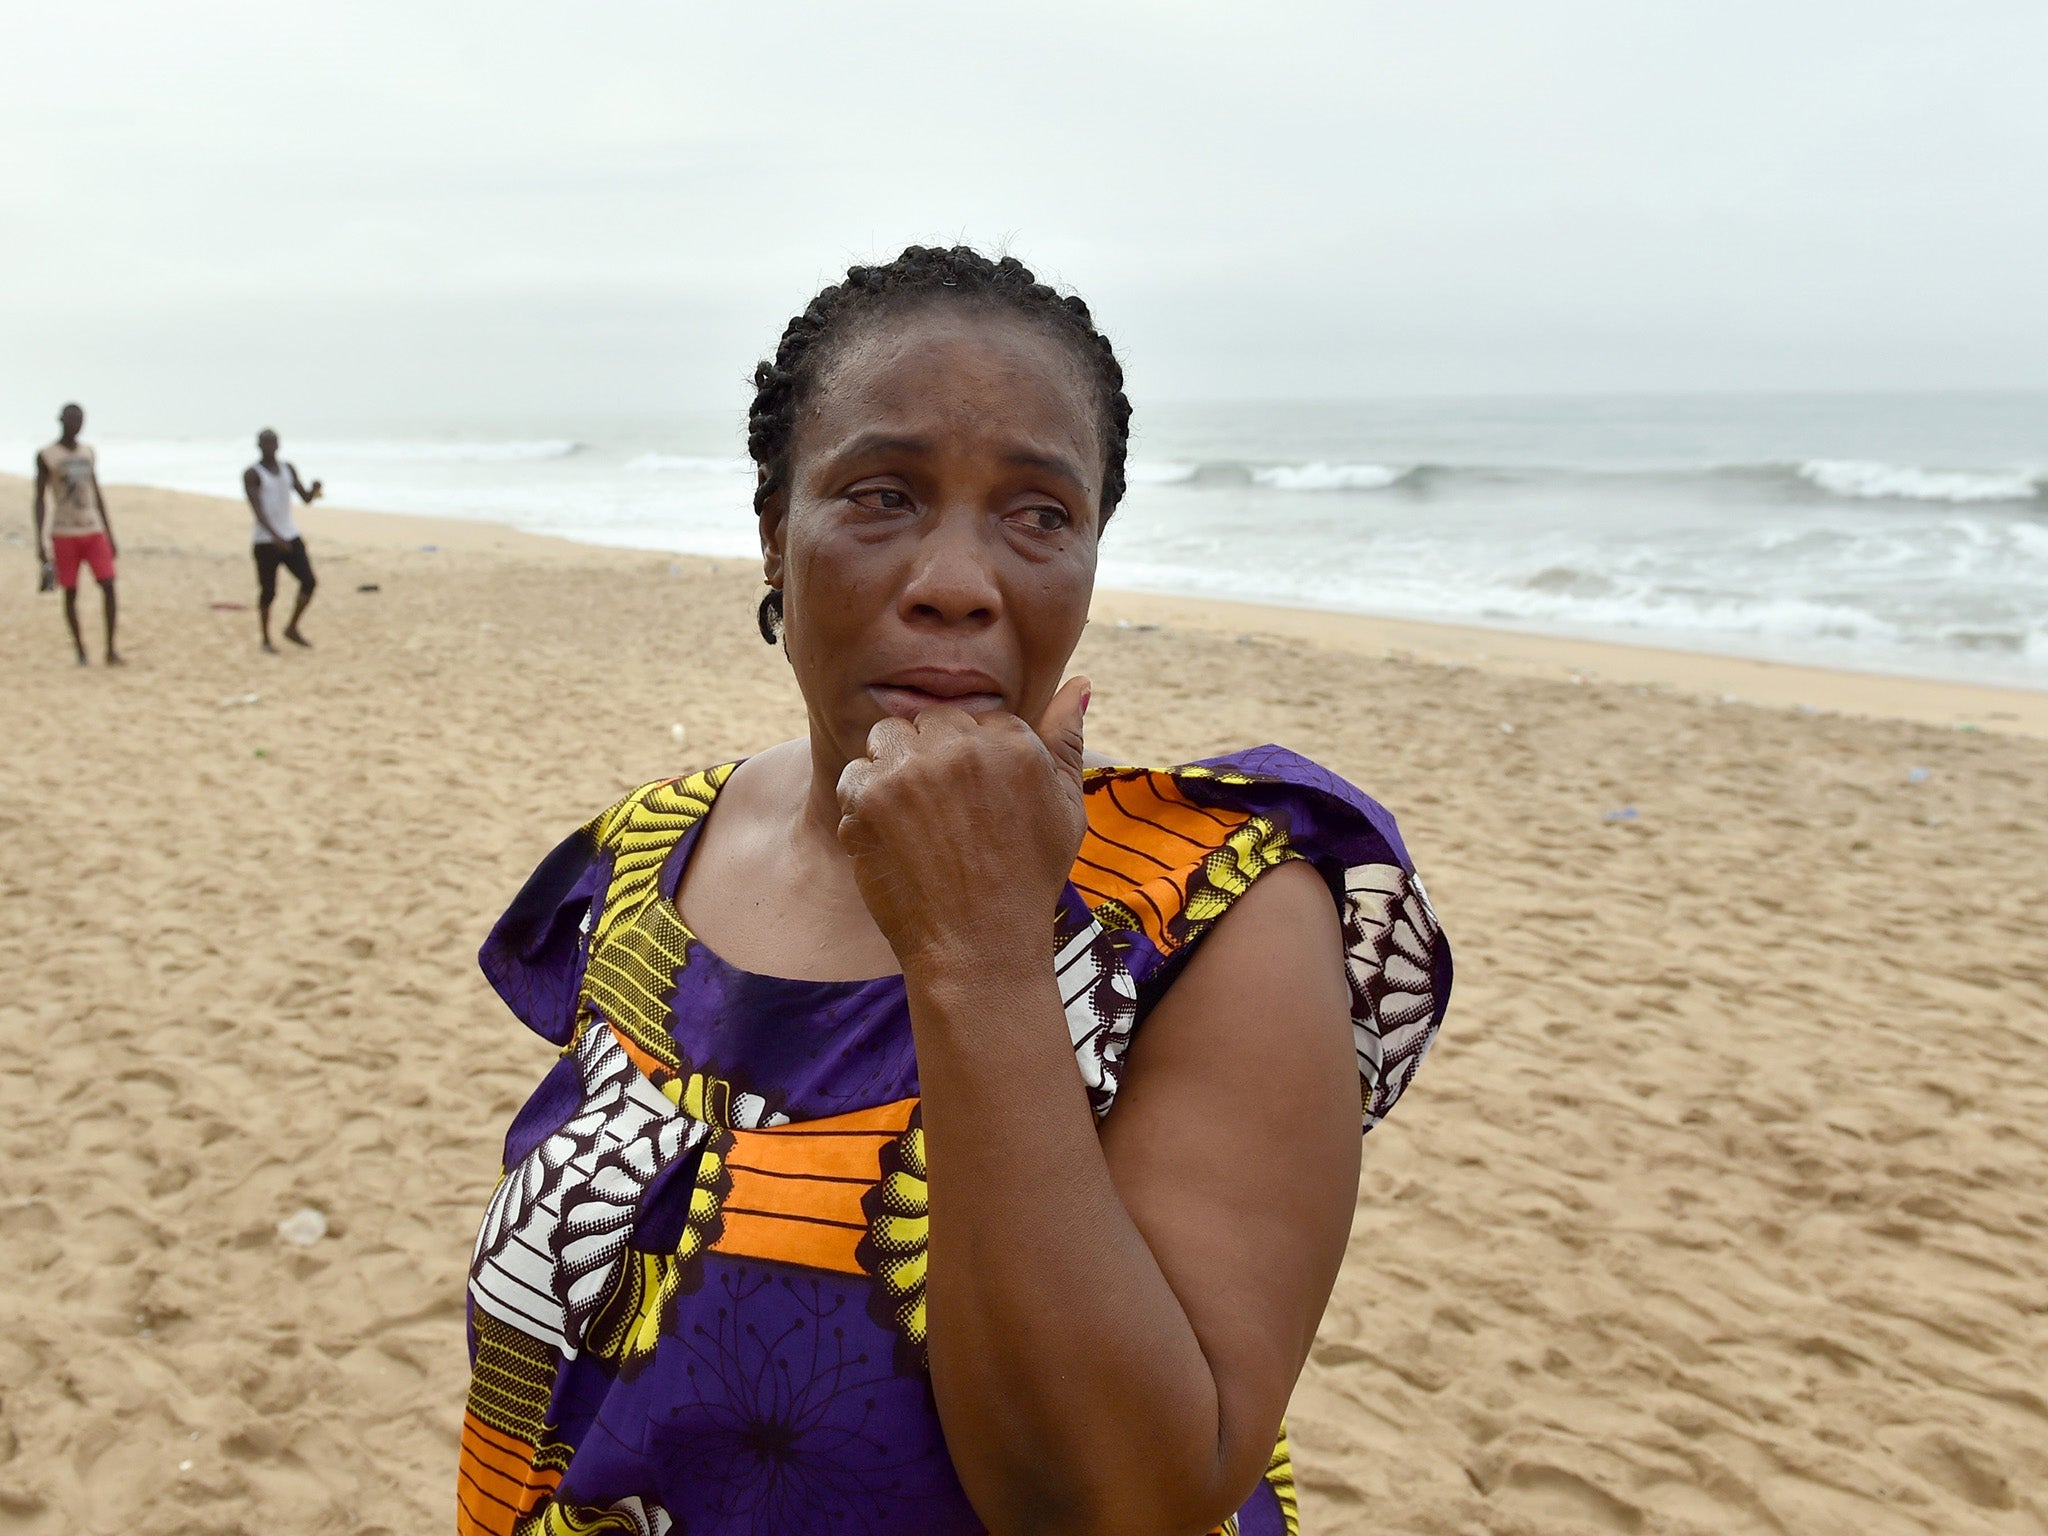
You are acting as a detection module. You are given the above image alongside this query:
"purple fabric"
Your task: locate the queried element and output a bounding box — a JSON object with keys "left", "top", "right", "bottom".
{"left": 556, "top": 1258, "right": 971, "bottom": 1535}
{"left": 1193, "top": 743, "right": 1417, "bottom": 869}
{"left": 501, "top": 1052, "right": 582, "bottom": 1170}
{"left": 663, "top": 952, "right": 921, "bottom": 1124}
{"left": 466, "top": 745, "right": 1450, "bottom": 1534}
{"left": 478, "top": 824, "right": 610, "bottom": 1046}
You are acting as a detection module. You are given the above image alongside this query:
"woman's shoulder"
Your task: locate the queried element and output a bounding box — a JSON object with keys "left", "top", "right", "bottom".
{"left": 583, "top": 761, "right": 741, "bottom": 853}
{"left": 1074, "top": 745, "right": 1450, "bottom": 1130}
{"left": 1076, "top": 745, "right": 1425, "bottom": 947}
{"left": 476, "top": 763, "right": 742, "bottom": 1044}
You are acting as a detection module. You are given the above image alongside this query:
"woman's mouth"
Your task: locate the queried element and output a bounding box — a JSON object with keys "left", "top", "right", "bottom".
{"left": 870, "top": 669, "right": 1006, "bottom": 719}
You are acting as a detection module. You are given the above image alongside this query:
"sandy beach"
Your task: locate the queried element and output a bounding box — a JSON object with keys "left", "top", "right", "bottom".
{"left": 2, "top": 475, "right": 2043, "bottom": 1536}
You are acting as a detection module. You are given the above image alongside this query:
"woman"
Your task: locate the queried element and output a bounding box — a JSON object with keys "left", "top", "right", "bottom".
{"left": 459, "top": 247, "right": 1450, "bottom": 1536}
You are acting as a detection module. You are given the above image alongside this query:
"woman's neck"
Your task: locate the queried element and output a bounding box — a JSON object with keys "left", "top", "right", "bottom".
{"left": 799, "top": 720, "right": 863, "bottom": 851}
{"left": 672, "top": 734, "right": 900, "bottom": 981}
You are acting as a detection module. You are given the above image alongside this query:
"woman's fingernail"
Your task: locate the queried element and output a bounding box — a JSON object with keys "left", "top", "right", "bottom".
{"left": 1081, "top": 688, "right": 1092, "bottom": 717}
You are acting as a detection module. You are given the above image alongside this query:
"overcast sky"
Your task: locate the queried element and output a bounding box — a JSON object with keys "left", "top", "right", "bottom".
{"left": 6, "top": 0, "right": 2046, "bottom": 433}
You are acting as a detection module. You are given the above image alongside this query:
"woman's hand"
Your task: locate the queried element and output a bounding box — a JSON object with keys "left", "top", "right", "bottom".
{"left": 836, "top": 677, "right": 1090, "bottom": 975}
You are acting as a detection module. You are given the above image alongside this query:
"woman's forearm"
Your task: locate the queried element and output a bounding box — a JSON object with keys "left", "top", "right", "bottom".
{"left": 905, "top": 947, "right": 1240, "bottom": 1536}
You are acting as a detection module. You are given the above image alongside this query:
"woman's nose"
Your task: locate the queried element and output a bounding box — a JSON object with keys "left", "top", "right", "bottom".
{"left": 899, "top": 512, "right": 1001, "bottom": 626}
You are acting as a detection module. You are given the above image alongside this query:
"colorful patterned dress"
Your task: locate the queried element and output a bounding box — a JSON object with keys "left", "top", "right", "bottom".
{"left": 459, "top": 745, "right": 1452, "bottom": 1536}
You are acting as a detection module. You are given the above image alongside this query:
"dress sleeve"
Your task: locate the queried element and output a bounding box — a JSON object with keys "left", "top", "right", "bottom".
{"left": 1077, "top": 745, "right": 1452, "bottom": 1131}
{"left": 476, "top": 803, "right": 619, "bottom": 1046}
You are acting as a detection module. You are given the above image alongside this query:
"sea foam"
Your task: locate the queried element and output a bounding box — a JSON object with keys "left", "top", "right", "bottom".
{"left": 1799, "top": 460, "right": 2038, "bottom": 504}
{"left": 397, "top": 439, "right": 584, "bottom": 463}
{"left": 625, "top": 453, "right": 750, "bottom": 474}
{"left": 1124, "top": 460, "right": 1200, "bottom": 485}
{"left": 1250, "top": 462, "right": 1411, "bottom": 492}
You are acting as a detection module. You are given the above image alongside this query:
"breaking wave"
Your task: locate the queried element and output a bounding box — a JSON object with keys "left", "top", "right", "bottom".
{"left": 1126, "top": 458, "right": 1414, "bottom": 492}
{"left": 625, "top": 452, "right": 750, "bottom": 474}
{"left": 1120, "top": 455, "right": 2042, "bottom": 507}
{"left": 1124, "top": 460, "right": 1200, "bottom": 485}
{"left": 313, "top": 438, "right": 588, "bottom": 463}
{"left": 1251, "top": 461, "right": 1411, "bottom": 492}
{"left": 1798, "top": 460, "right": 2039, "bottom": 504}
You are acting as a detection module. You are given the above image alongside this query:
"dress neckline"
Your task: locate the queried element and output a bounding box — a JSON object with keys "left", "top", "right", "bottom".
{"left": 657, "top": 761, "right": 907, "bottom": 990}
{"left": 654, "top": 755, "right": 1134, "bottom": 991}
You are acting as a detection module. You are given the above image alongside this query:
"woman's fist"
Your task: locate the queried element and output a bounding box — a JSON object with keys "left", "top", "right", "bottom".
{"left": 836, "top": 678, "right": 1090, "bottom": 975}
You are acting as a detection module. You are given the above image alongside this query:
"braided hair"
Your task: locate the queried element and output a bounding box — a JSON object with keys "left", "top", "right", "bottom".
{"left": 747, "top": 245, "right": 1132, "bottom": 641}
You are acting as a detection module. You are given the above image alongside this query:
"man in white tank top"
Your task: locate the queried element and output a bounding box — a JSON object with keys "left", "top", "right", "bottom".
{"left": 242, "top": 428, "right": 324, "bottom": 652}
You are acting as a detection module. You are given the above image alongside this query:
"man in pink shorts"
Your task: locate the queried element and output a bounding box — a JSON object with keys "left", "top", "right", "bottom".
{"left": 33, "top": 403, "right": 122, "bottom": 666}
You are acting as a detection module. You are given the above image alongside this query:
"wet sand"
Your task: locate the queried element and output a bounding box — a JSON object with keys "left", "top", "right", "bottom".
{"left": 2, "top": 477, "right": 2043, "bottom": 1535}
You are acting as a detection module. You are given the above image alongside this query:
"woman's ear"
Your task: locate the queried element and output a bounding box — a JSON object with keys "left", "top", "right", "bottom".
{"left": 755, "top": 467, "right": 791, "bottom": 645}
{"left": 757, "top": 466, "right": 786, "bottom": 590}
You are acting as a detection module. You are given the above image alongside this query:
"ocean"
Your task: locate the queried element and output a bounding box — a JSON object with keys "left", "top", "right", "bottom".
{"left": 17, "top": 392, "right": 2045, "bottom": 688}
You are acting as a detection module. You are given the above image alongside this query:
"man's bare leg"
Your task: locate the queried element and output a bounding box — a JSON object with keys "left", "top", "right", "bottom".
{"left": 282, "top": 579, "right": 315, "bottom": 647}
{"left": 62, "top": 587, "right": 87, "bottom": 664}
{"left": 100, "top": 578, "right": 122, "bottom": 665}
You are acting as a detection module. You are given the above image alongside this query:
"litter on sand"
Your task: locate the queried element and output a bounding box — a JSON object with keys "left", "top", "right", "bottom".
{"left": 276, "top": 1207, "right": 328, "bottom": 1246}
{"left": 356, "top": 583, "right": 381, "bottom": 593}
{"left": 1907, "top": 766, "right": 1931, "bottom": 784}
{"left": 1603, "top": 806, "right": 1640, "bottom": 823}
{"left": 209, "top": 601, "right": 249, "bottom": 612}
{"left": 219, "top": 692, "right": 261, "bottom": 709}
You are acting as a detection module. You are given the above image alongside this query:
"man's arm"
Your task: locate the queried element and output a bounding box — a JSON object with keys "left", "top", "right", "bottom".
{"left": 243, "top": 466, "right": 287, "bottom": 543}
{"left": 32, "top": 457, "right": 48, "bottom": 556}
{"left": 90, "top": 466, "right": 114, "bottom": 554}
{"left": 288, "top": 464, "right": 323, "bottom": 504}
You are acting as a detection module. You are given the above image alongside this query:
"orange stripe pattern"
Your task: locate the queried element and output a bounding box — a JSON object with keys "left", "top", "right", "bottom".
{"left": 456, "top": 1412, "right": 561, "bottom": 1536}
{"left": 712, "top": 1098, "right": 917, "bottom": 1274}
{"left": 1073, "top": 771, "right": 1251, "bottom": 953}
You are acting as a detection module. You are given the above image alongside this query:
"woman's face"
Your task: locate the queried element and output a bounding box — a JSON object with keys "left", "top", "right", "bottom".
{"left": 763, "top": 302, "right": 1103, "bottom": 767}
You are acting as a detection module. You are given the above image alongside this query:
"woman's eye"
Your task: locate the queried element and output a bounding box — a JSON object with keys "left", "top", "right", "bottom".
{"left": 851, "top": 486, "right": 910, "bottom": 511}
{"left": 1014, "top": 506, "right": 1070, "bottom": 533}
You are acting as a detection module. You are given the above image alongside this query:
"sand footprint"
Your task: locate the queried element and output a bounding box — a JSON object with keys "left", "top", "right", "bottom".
{"left": 1883, "top": 1426, "right": 2015, "bottom": 1512}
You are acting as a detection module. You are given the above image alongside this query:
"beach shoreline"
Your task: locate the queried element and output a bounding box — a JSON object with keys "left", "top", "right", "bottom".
{"left": 1088, "top": 586, "right": 2048, "bottom": 739}
{"left": 14, "top": 472, "right": 2043, "bottom": 739}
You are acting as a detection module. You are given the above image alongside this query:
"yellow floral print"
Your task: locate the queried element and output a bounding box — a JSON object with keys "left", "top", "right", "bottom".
{"left": 517, "top": 1494, "right": 671, "bottom": 1536}
{"left": 583, "top": 1136, "right": 730, "bottom": 1375}
{"left": 1182, "top": 816, "right": 1298, "bottom": 930}
{"left": 861, "top": 1120, "right": 930, "bottom": 1369}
